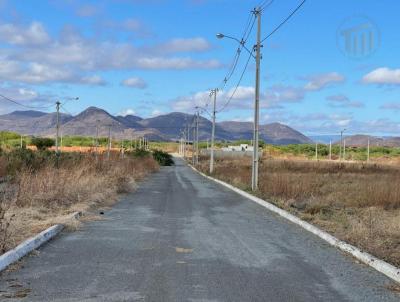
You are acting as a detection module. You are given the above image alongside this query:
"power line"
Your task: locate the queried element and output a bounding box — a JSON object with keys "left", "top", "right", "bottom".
{"left": 0, "top": 94, "right": 53, "bottom": 110}
{"left": 217, "top": 50, "right": 253, "bottom": 113}
{"left": 261, "top": 0, "right": 306, "bottom": 43}
{"left": 259, "top": 0, "right": 274, "bottom": 11}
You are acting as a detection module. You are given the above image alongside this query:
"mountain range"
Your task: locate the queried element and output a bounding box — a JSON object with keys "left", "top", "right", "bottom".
{"left": 0, "top": 107, "right": 313, "bottom": 145}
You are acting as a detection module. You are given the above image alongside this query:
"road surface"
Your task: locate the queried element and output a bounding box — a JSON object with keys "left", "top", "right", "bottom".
{"left": 0, "top": 158, "right": 398, "bottom": 301}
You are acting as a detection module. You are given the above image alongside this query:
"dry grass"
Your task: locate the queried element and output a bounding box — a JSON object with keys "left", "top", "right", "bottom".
{"left": 0, "top": 152, "right": 158, "bottom": 252}
{"left": 198, "top": 158, "right": 400, "bottom": 267}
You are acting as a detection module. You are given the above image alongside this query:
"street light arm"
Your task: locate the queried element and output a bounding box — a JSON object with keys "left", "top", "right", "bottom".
{"left": 216, "top": 33, "right": 256, "bottom": 59}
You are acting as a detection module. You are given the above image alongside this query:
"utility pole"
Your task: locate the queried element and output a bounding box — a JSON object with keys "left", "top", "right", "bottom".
{"left": 95, "top": 121, "right": 99, "bottom": 155}
{"left": 121, "top": 139, "right": 124, "bottom": 158}
{"left": 329, "top": 140, "right": 332, "bottom": 160}
{"left": 196, "top": 111, "right": 199, "bottom": 165}
{"left": 251, "top": 7, "right": 262, "bottom": 191}
{"left": 192, "top": 125, "right": 195, "bottom": 165}
{"left": 55, "top": 101, "right": 61, "bottom": 155}
{"left": 186, "top": 125, "right": 190, "bottom": 161}
{"left": 340, "top": 129, "right": 346, "bottom": 161}
{"left": 182, "top": 130, "right": 186, "bottom": 159}
{"left": 343, "top": 139, "right": 346, "bottom": 160}
{"left": 20, "top": 134, "right": 23, "bottom": 149}
{"left": 210, "top": 88, "right": 218, "bottom": 174}
{"left": 315, "top": 142, "right": 318, "bottom": 160}
{"left": 107, "top": 126, "right": 111, "bottom": 160}
{"left": 367, "top": 137, "right": 370, "bottom": 162}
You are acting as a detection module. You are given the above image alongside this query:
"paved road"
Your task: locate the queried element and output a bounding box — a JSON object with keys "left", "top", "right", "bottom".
{"left": 0, "top": 158, "right": 398, "bottom": 301}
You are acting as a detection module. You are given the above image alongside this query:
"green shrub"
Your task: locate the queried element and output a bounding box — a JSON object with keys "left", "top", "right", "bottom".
{"left": 130, "top": 148, "right": 151, "bottom": 158}
{"left": 152, "top": 150, "right": 174, "bottom": 166}
{"left": 31, "top": 137, "right": 55, "bottom": 150}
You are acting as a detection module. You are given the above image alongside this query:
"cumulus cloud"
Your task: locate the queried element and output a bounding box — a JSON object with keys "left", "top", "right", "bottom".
{"left": 303, "top": 72, "right": 345, "bottom": 91}
{"left": 0, "top": 21, "right": 221, "bottom": 85}
{"left": 158, "top": 37, "right": 211, "bottom": 53}
{"left": 0, "top": 21, "right": 50, "bottom": 46}
{"left": 362, "top": 67, "right": 400, "bottom": 85}
{"left": 326, "top": 94, "right": 364, "bottom": 108}
{"left": 80, "top": 75, "right": 107, "bottom": 86}
{"left": 0, "top": 85, "right": 54, "bottom": 112}
{"left": 121, "top": 77, "right": 147, "bottom": 89}
{"left": 380, "top": 102, "right": 400, "bottom": 111}
{"left": 118, "top": 108, "right": 137, "bottom": 116}
{"left": 170, "top": 84, "right": 305, "bottom": 112}
{"left": 151, "top": 109, "right": 163, "bottom": 117}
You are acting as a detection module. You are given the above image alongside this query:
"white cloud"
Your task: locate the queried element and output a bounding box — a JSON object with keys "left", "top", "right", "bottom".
{"left": 170, "top": 84, "right": 305, "bottom": 113}
{"left": 362, "top": 67, "right": 400, "bottom": 85}
{"left": 326, "top": 94, "right": 364, "bottom": 108}
{"left": 380, "top": 102, "right": 400, "bottom": 111}
{"left": 159, "top": 37, "right": 211, "bottom": 53}
{"left": 303, "top": 72, "right": 345, "bottom": 91}
{"left": 121, "top": 77, "right": 147, "bottom": 89}
{"left": 80, "top": 75, "right": 107, "bottom": 86}
{"left": 0, "top": 21, "right": 50, "bottom": 46}
{"left": 118, "top": 108, "right": 136, "bottom": 116}
{"left": 0, "top": 85, "right": 54, "bottom": 111}
{"left": 151, "top": 109, "right": 163, "bottom": 117}
{"left": 0, "top": 21, "right": 221, "bottom": 85}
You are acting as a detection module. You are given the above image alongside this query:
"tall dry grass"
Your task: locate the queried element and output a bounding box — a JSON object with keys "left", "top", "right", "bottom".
{"left": 0, "top": 152, "right": 159, "bottom": 252}
{"left": 198, "top": 158, "right": 400, "bottom": 266}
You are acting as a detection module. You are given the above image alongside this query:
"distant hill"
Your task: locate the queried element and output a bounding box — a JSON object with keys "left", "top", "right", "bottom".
{"left": 336, "top": 135, "right": 400, "bottom": 147}
{"left": 218, "top": 121, "right": 313, "bottom": 144}
{"left": 0, "top": 107, "right": 313, "bottom": 144}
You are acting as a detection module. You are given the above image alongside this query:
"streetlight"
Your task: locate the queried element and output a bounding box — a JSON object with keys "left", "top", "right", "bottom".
{"left": 55, "top": 97, "right": 79, "bottom": 155}
{"left": 216, "top": 7, "right": 262, "bottom": 191}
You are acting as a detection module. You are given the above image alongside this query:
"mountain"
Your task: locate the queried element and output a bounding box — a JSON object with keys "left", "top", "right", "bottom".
{"left": 0, "top": 110, "right": 72, "bottom": 135}
{"left": 218, "top": 121, "right": 313, "bottom": 144}
{"left": 309, "top": 135, "right": 341, "bottom": 144}
{"left": 2, "top": 110, "right": 48, "bottom": 119}
{"left": 335, "top": 135, "right": 400, "bottom": 147}
{"left": 0, "top": 107, "right": 313, "bottom": 144}
{"left": 116, "top": 115, "right": 143, "bottom": 129}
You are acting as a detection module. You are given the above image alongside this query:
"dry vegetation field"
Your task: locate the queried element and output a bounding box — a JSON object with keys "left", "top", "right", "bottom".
{"left": 198, "top": 157, "right": 400, "bottom": 267}
{"left": 0, "top": 150, "right": 159, "bottom": 253}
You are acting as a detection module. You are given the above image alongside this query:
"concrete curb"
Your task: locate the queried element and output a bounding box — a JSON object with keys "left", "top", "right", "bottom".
{"left": 0, "top": 211, "right": 82, "bottom": 272}
{"left": 189, "top": 165, "right": 400, "bottom": 284}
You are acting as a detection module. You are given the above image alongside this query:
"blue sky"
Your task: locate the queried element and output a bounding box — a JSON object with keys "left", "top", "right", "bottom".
{"left": 0, "top": 0, "right": 399, "bottom": 135}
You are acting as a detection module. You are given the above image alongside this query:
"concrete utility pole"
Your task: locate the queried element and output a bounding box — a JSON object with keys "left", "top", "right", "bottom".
{"left": 329, "top": 140, "right": 332, "bottom": 160}
{"left": 182, "top": 130, "right": 186, "bottom": 159}
{"left": 55, "top": 101, "right": 61, "bottom": 154}
{"left": 196, "top": 111, "right": 199, "bottom": 165}
{"left": 107, "top": 126, "right": 111, "bottom": 160}
{"left": 95, "top": 121, "right": 99, "bottom": 155}
{"left": 186, "top": 125, "right": 190, "bottom": 160}
{"left": 367, "top": 137, "right": 370, "bottom": 162}
{"left": 315, "top": 142, "right": 318, "bottom": 160}
{"left": 343, "top": 139, "right": 346, "bottom": 160}
{"left": 121, "top": 139, "right": 124, "bottom": 159}
{"left": 210, "top": 89, "right": 218, "bottom": 174}
{"left": 251, "top": 7, "right": 262, "bottom": 191}
{"left": 192, "top": 125, "right": 196, "bottom": 165}
{"left": 20, "top": 134, "right": 23, "bottom": 149}
{"left": 340, "top": 129, "right": 346, "bottom": 161}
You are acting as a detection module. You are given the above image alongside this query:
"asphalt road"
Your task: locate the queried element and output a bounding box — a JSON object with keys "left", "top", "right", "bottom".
{"left": 0, "top": 158, "right": 398, "bottom": 301}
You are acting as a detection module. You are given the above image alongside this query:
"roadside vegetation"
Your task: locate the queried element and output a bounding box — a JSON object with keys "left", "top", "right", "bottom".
{"left": 198, "top": 157, "right": 400, "bottom": 267}
{"left": 0, "top": 147, "right": 159, "bottom": 253}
